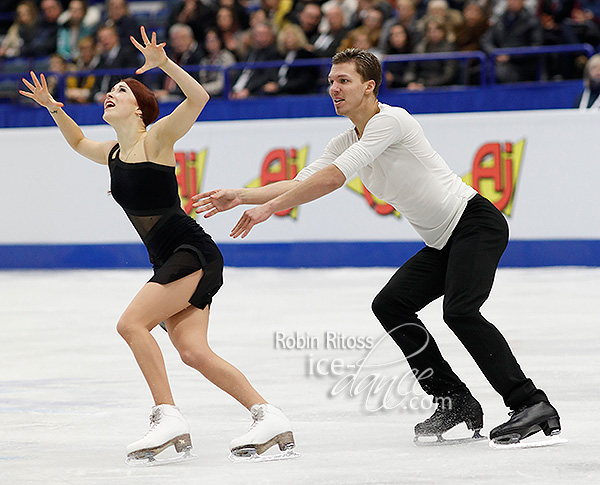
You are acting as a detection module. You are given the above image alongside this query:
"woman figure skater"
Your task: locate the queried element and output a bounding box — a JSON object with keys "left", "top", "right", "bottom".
{"left": 19, "top": 26, "right": 295, "bottom": 465}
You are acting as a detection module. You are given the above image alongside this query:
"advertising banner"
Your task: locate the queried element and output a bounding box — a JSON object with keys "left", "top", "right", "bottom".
{"left": 0, "top": 109, "right": 598, "bottom": 266}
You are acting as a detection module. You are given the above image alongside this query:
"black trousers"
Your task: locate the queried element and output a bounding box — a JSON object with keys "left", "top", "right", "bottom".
{"left": 372, "top": 194, "right": 543, "bottom": 410}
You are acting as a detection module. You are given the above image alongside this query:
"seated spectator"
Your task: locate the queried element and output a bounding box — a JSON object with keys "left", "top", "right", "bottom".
{"left": 216, "top": 6, "right": 244, "bottom": 59}
{"left": 362, "top": 6, "right": 386, "bottom": 45}
{"left": 262, "top": 23, "right": 320, "bottom": 95}
{"left": 261, "top": 0, "right": 294, "bottom": 31}
{"left": 454, "top": 0, "right": 489, "bottom": 84}
{"left": 230, "top": 22, "right": 281, "bottom": 99}
{"left": 313, "top": 5, "right": 349, "bottom": 58}
{"left": 538, "top": 0, "right": 583, "bottom": 80}
{"left": 291, "top": 2, "right": 323, "bottom": 47}
{"left": 575, "top": 54, "right": 600, "bottom": 109}
{"left": 218, "top": 0, "right": 250, "bottom": 30}
{"left": 91, "top": 24, "right": 138, "bottom": 103}
{"left": 199, "top": 29, "right": 236, "bottom": 97}
{"left": 339, "top": 26, "right": 374, "bottom": 53}
{"left": 234, "top": 8, "right": 269, "bottom": 60}
{"left": 321, "top": 0, "right": 358, "bottom": 31}
{"left": 348, "top": 0, "right": 394, "bottom": 30}
{"left": 379, "top": 0, "right": 421, "bottom": 50}
{"left": 404, "top": 16, "right": 459, "bottom": 89}
{"left": 154, "top": 23, "right": 204, "bottom": 102}
{"left": 563, "top": 2, "right": 600, "bottom": 48}
{"left": 167, "top": 0, "right": 216, "bottom": 44}
{"left": 21, "top": 0, "right": 63, "bottom": 58}
{"left": 102, "top": 0, "right": 140, "bottom": 47}
{"left": 416, "top": 0, "right": 463, "bottom": 42}
{"left": 45, "top": 53, "right": 68, "bottom": 99}
{"left": 455, "top": 0, "right": 489, "bottom": 51}
{"left": 578, "top": 0, "right": 600, "bottom": 25}
{"left": 0, "top": 0, "right": 39, "bottom": 58}
{"left": 481, "top": 0, "right": 543, "bottom": 83}
{"left": 65, "top": 35, "right": 99, "bottom": 103}
{"left": 340, "top": 27, "right": 385, "bottom": 59}
{"left": 492, "top": 0, "right": 538, "bottom": 21}
{"left": 57, "top": 0, "right": 100, "bottom": 62}
{"left": 339, "top": 7, "right": 385, "bottom": 51}
{"left": 384, "top": 22, "right": 413, "bottom": 88}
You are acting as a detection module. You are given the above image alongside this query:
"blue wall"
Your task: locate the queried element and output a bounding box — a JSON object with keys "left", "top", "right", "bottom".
{"left": 1, "top": 240, "right": 599, "bottom": 269}
{"left": 0, "top": 80, "right": 583, "bottom": 128}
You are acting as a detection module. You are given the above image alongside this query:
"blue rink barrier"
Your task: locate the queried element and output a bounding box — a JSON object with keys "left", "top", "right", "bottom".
{"left": 0, "top": 240, "right": 598, "bottom": 269}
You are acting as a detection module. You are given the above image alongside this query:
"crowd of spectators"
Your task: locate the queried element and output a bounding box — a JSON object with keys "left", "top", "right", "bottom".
{"left": 0, "top": 0, "right": 599, "bottom": 103}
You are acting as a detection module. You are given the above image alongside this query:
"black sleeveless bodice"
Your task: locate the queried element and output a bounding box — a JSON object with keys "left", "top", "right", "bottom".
{"left": 108, "top": 144, "right": 209, "bottom": 266}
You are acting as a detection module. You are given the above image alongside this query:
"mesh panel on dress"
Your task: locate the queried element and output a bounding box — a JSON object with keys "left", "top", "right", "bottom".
{"left": 127, "top": 215, "right": 162, "bottom": 239}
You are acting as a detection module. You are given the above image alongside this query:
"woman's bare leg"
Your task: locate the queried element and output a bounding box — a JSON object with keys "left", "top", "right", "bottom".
{"left": 165, "top": 305, "right": 266, "bottom": 409}
{"left": 116, "top": 269, "right": 206, "bottom": 405}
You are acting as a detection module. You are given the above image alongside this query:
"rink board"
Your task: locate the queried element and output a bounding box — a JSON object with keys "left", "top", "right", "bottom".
{"left": 0, "top": 109, "right": 598, "bottom": 267}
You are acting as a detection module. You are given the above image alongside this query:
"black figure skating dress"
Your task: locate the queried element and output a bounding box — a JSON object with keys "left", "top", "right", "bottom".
{"left": 108, "top": 143, "right": 223, "bottom": 309}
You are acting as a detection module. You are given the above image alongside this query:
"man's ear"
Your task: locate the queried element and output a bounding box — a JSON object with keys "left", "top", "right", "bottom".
{"left": 364, "top": 79, "right": 376, "bottom": 95}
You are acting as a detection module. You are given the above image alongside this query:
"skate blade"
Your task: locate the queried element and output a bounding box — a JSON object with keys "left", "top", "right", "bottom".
{"left": 230, "top": 431, "right": 298, "bottom": 463}
{"left": 229, "top": 447, "right": 300, "bottom": 463}
{"left": 414, "top": 430, "right": 487, "bottom": 447}
{"left": 126, "top": 449, "right": 198, "bottom": 467}
{"left": 490, "top": 434, "right": 567, "bottom": 450}
{"left": 125, "top": 434, "right": 196, "bottom": 467}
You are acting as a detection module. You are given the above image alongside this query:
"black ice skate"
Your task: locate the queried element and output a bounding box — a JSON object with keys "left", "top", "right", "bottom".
{"left": 489, "top": 401, "right": 567, "bottom": 449}
{"left": 414, "top": 392, "right": 486, "bottom": 446}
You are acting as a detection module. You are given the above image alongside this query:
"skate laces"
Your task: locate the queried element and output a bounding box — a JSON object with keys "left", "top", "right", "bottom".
{"left": 508, "top": 405, "right": 527, "bottom": 417}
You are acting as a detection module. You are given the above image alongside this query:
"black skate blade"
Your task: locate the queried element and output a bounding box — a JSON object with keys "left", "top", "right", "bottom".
{"left": 490, "top": 433, "right": 567, "bottom": 450}
{"left": 414, "top": 430, "right": 487, "bottom": 447}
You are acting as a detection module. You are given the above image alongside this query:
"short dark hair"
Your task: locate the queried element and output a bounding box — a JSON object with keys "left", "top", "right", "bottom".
{"left": 332, "top": 48, "right": 382, "bottom": 96}
{"left": 123, "top": 77, "right": 159, "bottom": 127}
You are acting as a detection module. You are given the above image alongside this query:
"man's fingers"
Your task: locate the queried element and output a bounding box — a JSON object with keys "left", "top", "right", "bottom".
{"left": 194, "top": 201, "right": 212, "bottom": 212}
{"left": 230, "top": 216, "right": 246, "bottom": 238}
{"left": 192, "top": 190, "right": 216, "bottom": 202}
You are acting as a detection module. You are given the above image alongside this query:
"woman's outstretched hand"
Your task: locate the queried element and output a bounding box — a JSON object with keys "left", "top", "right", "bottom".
{"left": 192, "top": 189, "right": 242, "bottom": 218}
{"left": 130, "top": 25, "right": 168, "bottom": 74}
{"left": 19, "top": 71, "right": 64, "bottom": 110}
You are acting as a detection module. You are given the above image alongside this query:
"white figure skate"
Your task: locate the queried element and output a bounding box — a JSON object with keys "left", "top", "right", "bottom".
{"left": 229, "top": 403, "right": 299, "bottom": 462}
{"left": 125, "top": 404, "right": 196, "bottom": 466}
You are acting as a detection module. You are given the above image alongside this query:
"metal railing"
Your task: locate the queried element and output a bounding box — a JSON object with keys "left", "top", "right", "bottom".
{"left": 488, "top": 43, "right": 595, "bottom": 83}
{"left": 1, "top": 43, "right": 596, "bottom": 103}
{"left": 381, "top": 50, "right": 488, "bottom": 88}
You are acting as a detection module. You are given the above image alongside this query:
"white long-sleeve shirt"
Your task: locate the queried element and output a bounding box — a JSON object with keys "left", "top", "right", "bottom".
{"left": 295, "top": 103, "right": 476, "bottom": 249}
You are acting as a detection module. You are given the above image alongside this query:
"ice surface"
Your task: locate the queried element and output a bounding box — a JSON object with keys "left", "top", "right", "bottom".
{"left": 1, "top": 267, "right": 599, "bottom": 484}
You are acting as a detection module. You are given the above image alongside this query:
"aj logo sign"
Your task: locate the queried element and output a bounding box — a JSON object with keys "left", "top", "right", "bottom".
{"left": 246, "top": 147, "right": 309, "bottom": 219}
{"left": 175, "top": 149, "right": 207, "bottom": 219}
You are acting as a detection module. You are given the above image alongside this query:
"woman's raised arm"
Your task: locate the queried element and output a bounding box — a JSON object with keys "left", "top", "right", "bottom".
{"left": 131, "top": 26, "right": 209, "bottom": 145}
{"left": 19, "top": 71, "right": 114, "bottom": 165}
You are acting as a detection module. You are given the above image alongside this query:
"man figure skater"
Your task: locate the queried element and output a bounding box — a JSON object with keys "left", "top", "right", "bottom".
{"left": 193, "top": 48, "right": 562, "bottom": 447}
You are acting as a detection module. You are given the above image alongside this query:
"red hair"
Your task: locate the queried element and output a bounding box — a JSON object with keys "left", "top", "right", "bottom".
{"left": 123, "top": 77, "right": 159, "bottom": 127}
